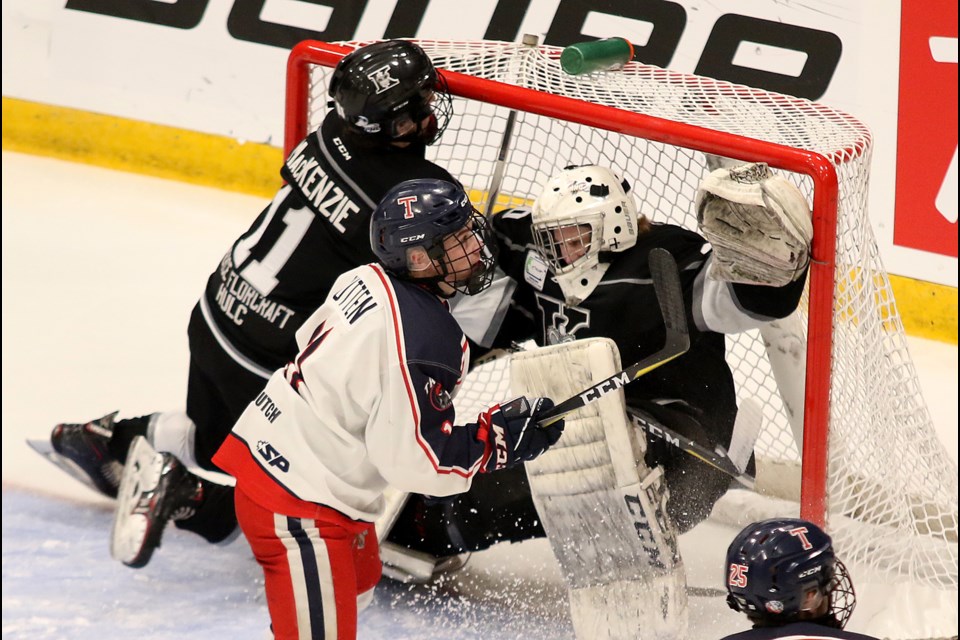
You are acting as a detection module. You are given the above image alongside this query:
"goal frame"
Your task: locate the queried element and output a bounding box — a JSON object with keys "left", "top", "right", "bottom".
{"left": 284, "top": 38, "right": 846, "bottom": 526}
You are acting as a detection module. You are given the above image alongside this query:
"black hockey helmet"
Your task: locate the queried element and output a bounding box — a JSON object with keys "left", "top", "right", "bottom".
{"left": 725, "top": 518, "right": 856, "bottom": 629}
{"left": 370, "top": 178, "right": 496, "bottom": 296}
{"left": 328, "top": 40, "right": 452, "bottom": 145}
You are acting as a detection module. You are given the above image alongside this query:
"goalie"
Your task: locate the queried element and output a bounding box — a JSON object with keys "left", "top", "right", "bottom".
{"left": 383, "top": 162, "right": 813, "bottom": 639}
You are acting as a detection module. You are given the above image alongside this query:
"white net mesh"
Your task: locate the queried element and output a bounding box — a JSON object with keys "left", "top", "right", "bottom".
{"left": 292, "top": 39, "right": 957, "bottom": 594}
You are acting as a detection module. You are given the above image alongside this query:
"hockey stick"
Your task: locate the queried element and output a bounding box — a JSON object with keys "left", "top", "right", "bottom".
{"left": 537, "top": 248, "right": 690, "bottom": 427}
{"left": 630, "top": 410, "right": 758, "bottom": 489}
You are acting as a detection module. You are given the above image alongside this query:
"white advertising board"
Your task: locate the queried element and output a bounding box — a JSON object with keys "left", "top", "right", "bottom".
{"left": 2, "top": 0, "right": 956, "bottom": 285}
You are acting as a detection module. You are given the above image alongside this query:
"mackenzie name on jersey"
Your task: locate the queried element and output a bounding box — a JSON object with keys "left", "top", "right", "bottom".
{"left": 286, "top": 138, "right": 360, "bottom": 233}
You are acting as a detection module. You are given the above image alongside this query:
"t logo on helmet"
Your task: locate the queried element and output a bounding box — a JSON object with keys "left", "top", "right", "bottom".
{"left": 397, "top": 195, "right": 418, "bottom": 219}
{"left": 788, "top": 526, "right": 813, "bottom": 550}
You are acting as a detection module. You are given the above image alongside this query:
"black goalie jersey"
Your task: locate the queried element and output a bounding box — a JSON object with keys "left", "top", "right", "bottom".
{"left": 194, "top": 111, "right": 455, "bottom": 377}
{"left": 490, "top": 207, "right": 808, "bottom": 446}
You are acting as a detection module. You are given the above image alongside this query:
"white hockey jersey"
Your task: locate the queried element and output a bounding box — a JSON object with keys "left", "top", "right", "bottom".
{"left": 214, "top": 264, "right": 493, "bottom": 524}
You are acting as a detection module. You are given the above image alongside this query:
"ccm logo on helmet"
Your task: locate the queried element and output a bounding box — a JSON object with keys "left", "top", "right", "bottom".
{"left": 400, "top": 234, "right": 426, "bottom": 244}
{"left": 798, "top": 565, "right": 823, "bottom": 579}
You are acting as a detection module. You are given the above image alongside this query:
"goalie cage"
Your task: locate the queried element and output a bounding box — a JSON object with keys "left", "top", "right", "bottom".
{"left": 286, "top": 38, "right": 957, "bottom": 638}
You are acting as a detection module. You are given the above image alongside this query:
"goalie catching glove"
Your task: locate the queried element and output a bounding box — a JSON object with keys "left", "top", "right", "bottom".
{"left": 478, "top": 396, "right": 564, "bottom": 472}
{"left": 695, "top": 162, "right": 813, "bottom": 286}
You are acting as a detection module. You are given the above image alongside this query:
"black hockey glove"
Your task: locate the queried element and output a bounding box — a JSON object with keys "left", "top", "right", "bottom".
{"left": 478, "top": 396, "right": 564, "bottom": 472}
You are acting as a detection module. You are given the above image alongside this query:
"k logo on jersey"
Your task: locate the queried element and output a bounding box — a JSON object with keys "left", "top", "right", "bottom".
{"left": 425, "top": 377, "right": 453, "bottom": 411}
{"left": 367, "top": 64, "right": 400, "bottom": 94}
{"left": 535, "top": 292, "right": 591, "bottom": 345}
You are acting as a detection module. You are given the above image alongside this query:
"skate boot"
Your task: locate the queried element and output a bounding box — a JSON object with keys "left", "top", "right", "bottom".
{"left": 50, "top": 411, "right": 123, "bottom": 498}
{"left": 111, "top": 436, "right": 204, "bottom": 568}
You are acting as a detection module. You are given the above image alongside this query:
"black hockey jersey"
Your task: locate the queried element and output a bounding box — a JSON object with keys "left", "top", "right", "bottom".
{"left": 491, "top": 208, "right": 808, "bottom": 438}
{"left": 197, "top": 111, "right": 455, "bottom": 375}
{"left": 719, "top": 620, "right": 880, "bottom": 640}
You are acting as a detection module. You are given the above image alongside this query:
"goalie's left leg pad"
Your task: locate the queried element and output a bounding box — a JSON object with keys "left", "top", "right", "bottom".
{"left": 511, "top": 338, "right": 688, "bottom": 640}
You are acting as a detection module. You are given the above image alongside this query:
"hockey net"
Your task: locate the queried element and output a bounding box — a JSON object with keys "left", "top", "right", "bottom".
{"left": 286, "top": 38, "right": 957, "bottom": 631}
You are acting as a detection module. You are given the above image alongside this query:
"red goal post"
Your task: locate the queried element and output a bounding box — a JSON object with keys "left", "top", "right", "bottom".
{"left": 284, "top": 38, "right": 957, "bottom": 605}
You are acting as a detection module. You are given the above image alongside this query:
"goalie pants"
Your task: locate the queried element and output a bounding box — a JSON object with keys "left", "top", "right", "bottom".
{"left": 235, "top": 488, "right": 380, "bottom": 640}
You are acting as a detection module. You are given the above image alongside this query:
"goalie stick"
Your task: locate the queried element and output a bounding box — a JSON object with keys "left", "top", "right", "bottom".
{"left": 536, "top": 247, "right": 690, "bottom": 428}
{"left": 631, "top": 409, "right": 758, "bottom": 490}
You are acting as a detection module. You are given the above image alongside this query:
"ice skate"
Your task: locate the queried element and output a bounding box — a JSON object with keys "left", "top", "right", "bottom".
{"left": 111, "top": 436, "right": 203, "bottom": 568}
{"left": 49, "top": 411, "right": 123, "bottom": 498}
{"left": 380, "top": 542, "right": 471, "bottom": 584}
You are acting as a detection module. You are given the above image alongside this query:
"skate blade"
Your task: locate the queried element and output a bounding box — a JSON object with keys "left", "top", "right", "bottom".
{"left": 110, "top": 436, "right": 165, "bottom": 568}
{"left": 26, "top": 439, "right": 106, "bottom": 495}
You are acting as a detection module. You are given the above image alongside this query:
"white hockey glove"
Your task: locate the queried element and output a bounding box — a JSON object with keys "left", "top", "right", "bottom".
{"left": 695, "top": 162, "right": 813, "bottom": 286}
{"left": 478, "top": 396, "right": 564, "bottom": 472}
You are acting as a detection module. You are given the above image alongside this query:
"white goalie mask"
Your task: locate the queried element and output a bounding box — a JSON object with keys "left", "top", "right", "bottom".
{"left": 531, "top": 165, "right": 639, "bottom": 305}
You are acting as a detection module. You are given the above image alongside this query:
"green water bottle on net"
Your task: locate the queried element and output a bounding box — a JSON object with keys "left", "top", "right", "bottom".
{"left": 560, "top": 37, "right": 634, "bottom": 75}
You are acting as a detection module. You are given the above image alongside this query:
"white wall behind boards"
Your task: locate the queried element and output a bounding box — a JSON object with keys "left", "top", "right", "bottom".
{"left": 2, "top": 0, "right": 957, "bottom": 287}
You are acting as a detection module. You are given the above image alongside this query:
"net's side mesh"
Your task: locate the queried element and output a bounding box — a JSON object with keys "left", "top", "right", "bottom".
{"left": 293, "top": 40, "right": 957, "bottom": 589}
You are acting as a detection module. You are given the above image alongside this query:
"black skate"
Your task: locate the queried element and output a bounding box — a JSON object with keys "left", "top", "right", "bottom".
{"left": 111, "top": 436, "right": 204, "bottom": 568}
{"left": 48, "top": 411, "right": 123, "bottom": 498}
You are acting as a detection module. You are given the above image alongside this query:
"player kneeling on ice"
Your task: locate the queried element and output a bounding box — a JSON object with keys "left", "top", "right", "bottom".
{"left": 383, "top": 162, "right": 814, "bottom": 640}
{"left": 182, "top": 178, "right": 563, "bottom": 640}
{"left": 722, "top": 518, "right": 876, "bottom": 640}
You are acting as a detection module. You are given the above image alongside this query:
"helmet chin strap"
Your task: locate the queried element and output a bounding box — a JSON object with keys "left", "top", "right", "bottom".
{"left": 404, "top": 254, "right": 459, "bottom": 299}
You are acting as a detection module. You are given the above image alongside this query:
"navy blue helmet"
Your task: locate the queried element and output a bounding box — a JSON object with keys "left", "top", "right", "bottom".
{"left": 370, "top": 178, "right": 496, "bottom": 296}
{"left": 725, "top": 518, "right": 856, "bottom": 629}
{"left": 329, "top": 40, "right": 452, "bottom": 145}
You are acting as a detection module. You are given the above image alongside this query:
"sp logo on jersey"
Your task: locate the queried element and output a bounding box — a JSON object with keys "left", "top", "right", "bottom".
{"left": 257, "top": 440, "right": 290, "bottom": 472}
{"left": 367, "top": 64, "right": 400, "bottom": 94}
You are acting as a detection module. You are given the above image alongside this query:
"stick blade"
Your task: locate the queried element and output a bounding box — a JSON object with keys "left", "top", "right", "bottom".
{"left": 727, "top": 397, "right": 763, "bottom": 473}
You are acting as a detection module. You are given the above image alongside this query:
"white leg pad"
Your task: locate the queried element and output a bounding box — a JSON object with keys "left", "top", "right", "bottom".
{"left": 510, "top": 338, "right": 688, "bottom": 640}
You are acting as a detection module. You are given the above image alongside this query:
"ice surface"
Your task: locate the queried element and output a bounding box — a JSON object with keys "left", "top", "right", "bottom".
{"left": 3, "top": 151, "right": 956, "bottom": 639}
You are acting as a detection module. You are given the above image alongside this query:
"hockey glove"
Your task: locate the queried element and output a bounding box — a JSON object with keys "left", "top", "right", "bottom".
{"left": 695, "top": 162, "right": 812, "bottom": 286}
{"left": 478, "top": 396, "right": 564, "bottom": 472}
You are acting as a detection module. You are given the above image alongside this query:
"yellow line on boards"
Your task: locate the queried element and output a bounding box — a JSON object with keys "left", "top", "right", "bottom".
{"left": 3, "top": 97, "right": 956, "bottom": 345}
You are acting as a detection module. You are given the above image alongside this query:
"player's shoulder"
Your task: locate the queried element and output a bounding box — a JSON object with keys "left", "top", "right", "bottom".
{"left": 635, "top": 223, "right": 708, "bottom": 267}
{"left": 491, "top": 206, "right": 534, "bottom": 242}
{"left": 644, "top": 222, "right": 705, "bottom": 247}
{"left": 325, "top": 265, "right": 392, "bottom": 320}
